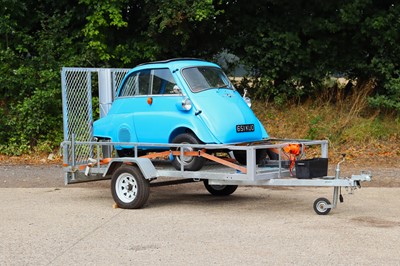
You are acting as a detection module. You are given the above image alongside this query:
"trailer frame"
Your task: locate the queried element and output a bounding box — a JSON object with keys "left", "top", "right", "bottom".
{"left": 61, "top": 137, "right": 371, "bottom": 215}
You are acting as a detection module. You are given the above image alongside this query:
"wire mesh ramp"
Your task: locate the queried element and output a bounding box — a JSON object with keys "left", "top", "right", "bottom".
{"left": 61, "top": 139, "right": 371, "bottom": 215}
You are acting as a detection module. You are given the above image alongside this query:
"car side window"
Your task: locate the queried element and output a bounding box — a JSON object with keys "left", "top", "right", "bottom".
{"left": 152, "top": 69, "right": 177, "bottom": 94}
{"left": 138, "top": 70, "right": 151, "bottom": 95}
{"left": 119, "top": 73, "right": 139, "bottom": 97}
{"left": 119, "top": 68, "right": 177, "bottom": 97}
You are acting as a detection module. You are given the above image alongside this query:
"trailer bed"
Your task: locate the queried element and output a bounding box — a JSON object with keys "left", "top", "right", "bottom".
{"left": 61, "top": 139, "right": 371, "bottom": 214}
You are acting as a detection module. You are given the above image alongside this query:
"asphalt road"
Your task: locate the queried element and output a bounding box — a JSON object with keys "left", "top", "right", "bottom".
{"left": 0, "top": 165, "right": 399, "bottom": 265}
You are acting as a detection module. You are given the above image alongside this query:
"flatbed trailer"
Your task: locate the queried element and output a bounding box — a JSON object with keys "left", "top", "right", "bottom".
{"left": 60, "top": 67, "right": 371, "bottom": 215}
{"left": 61, "top": 138, "right": 371, "bottom": 215}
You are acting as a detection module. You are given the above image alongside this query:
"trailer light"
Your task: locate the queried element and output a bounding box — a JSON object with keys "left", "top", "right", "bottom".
{"left": 182, "top": 98, "right": 192, "bottom": 111}
{"left": 147, "top": 97, "right": 153, "bottom": 105}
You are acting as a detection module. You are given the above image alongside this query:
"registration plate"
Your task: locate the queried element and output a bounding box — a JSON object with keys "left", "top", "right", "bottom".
{"left": 236, "top": 124, "right": 255, "bottom": 133}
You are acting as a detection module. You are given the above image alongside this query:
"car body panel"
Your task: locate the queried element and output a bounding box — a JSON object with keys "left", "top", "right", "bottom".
{"left": 188, "top": 89, "right": 267, "bottom": 143}
{"left": 93, "top": 59, "right": 269, "bottom": 149}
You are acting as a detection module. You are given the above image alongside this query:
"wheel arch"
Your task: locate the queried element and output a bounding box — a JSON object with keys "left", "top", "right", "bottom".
{"left": 168, "top": 126, "right": 218, "bottom": 144}
{"left": 104, "top": 158, "right": 157, "bottom": 180}
{"left": 169, "top": 127, "right": 190, "bottom": 143}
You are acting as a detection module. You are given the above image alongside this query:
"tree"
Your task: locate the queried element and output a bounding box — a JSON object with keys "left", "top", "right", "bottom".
{"left": 0, "top": 0, "right": 225, "bottom": 154}
{"left": 79, "top": 0, "right": 224, "bottom": 66}
{"left": 1, "top": 0, "right": 399, "bottom": 155}
{"left": 0, "top": 0, "right": 89, "bottom": 154}
{"left": 223, "top": 0, "right": 400, "bottom": 112}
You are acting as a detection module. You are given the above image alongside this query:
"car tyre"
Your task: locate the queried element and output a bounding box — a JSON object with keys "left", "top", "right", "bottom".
{"left": 171, "top": 133, "right": 205, "bottom": 171}
{"left": 233, "top": 149, "right": 267, "bottom": 165}
{"left": 117, "top": 149, "right": 146, "bottom": 157}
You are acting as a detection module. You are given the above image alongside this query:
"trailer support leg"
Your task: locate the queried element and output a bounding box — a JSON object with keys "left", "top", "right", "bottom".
{"left": 332, "top": 186, "right": 339, "bottom": 209}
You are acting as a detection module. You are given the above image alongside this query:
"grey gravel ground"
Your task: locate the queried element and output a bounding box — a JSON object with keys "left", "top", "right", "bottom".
{"left": 1, "top": 161, "right": 399, "bottom": 188}
{"left": 0, "top": 163, "right": 399, "bottom": 265}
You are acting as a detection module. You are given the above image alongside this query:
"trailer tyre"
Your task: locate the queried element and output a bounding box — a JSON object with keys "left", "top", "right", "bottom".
{"left": 204, "top": 179, "right": 238, "bottom": 196}
{"left": 172, "top": 133, "right": 205, "bottom": 171}
{"left": 313, "top": 197, "right": 331, "bottom": 215}
{"left": 111, "top": 165, "right": 149, "bottom": 209}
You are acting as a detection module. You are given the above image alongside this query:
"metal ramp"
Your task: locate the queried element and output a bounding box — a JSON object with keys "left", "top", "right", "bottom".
{"left": 61, "top": 67, "right": 129, "bottom": 165}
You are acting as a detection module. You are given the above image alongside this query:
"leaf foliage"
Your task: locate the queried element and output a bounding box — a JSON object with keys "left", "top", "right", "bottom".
{"left": 0, "top": 0, "right": 399, "bottom": 155}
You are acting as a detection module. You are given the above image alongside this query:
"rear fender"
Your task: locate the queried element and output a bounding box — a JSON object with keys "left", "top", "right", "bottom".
{"left": 105, "top": 158, "right": 157, "bottom": 180}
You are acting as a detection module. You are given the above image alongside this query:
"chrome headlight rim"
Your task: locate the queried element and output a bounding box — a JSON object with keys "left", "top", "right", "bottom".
{"left": 181, "top": 98, "right": 192, "bottom": 111}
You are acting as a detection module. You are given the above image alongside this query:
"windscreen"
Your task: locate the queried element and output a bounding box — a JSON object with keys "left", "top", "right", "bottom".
{"left": 182, "top": 67, "right": 232, "bottom": 92}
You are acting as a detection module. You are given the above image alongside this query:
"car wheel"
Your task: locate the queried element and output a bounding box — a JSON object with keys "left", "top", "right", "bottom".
{"left": 233, "top": 149, "right": 267, "bottom": 165}
{"left": 117, "top": 149, "right": 146, "bottom": 157}
{"left": 171, "top": 133, "right": 205, "bottom": 171}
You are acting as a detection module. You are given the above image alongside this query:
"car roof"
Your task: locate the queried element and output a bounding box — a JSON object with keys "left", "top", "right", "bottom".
{"left": 131, "top": 58, "right": 220, "bottom": 72}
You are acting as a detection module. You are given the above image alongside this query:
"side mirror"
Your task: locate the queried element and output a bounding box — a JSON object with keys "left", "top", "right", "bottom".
{"left": 243, "top": 89, "right": 251, "bottom": 107}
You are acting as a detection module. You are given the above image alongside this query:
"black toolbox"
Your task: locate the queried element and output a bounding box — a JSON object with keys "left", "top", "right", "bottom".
{"left": 295, "top": 158, "right": 328, "bottom": 179}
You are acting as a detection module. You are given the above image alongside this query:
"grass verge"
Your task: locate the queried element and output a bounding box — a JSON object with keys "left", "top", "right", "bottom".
{"left": 253, "top": 101, "right": 400, "bottom": 162}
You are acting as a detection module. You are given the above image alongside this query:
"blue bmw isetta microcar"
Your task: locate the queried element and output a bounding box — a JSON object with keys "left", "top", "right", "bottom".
{"left": 93, "top": 58, "right": 269, "bottom": 170}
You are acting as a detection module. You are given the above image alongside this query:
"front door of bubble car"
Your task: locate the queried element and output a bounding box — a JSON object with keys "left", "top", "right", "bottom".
{"left": 119, "top": 68, "right": 183, "bottom": 144}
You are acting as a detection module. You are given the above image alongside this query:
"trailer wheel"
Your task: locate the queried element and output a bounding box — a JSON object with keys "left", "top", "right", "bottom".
{"left": 172, "top": 133, "right": 205, "bottom": 171}
{"left": 313, "top": 197, "right": 331, "bottom": 215}
{"left": 111, "top": 165, "right": 150, "bottom": 209}
{"left": 203, "top": 179, "right": 238, "bottom": 196}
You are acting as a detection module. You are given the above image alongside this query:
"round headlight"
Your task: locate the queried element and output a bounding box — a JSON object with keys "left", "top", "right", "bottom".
{"left": 182, "top": 98, "right": 192, "bottom": 111}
